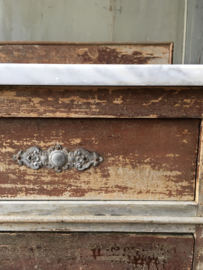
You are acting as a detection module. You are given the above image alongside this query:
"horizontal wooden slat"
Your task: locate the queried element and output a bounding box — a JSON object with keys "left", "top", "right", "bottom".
{"left": 0, "top": 201, "right": 197, "bottom": 217}
{"left": 0, "top": 216, "right": 202, "bottom": 224}
{"left": 0, "top": 233, "right": 193, "bottom": 269}
{"left": 0, "top": 118, "right": 198, "bottom": 200}
{"left": 1, "top": 86, "right": 203, "bottom": 118}
{"left": 0, "top": 222, "right": 196, "bottom": 233}
{"left": 0, "top": 42, "right": 173, "bottom": 64}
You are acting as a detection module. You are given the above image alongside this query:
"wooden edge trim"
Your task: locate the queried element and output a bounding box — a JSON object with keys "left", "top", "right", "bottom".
{"left": 0, "top": 41, "right": 174, "bottom": 46}
{"left": 0, "top": 201, "right": 197, "bottom": 218}
{"left": 0, "top": 201, "right": 195, "bottom": 204}
{"left": 0, "top": 216, "right": 202, "bottom": 224}
{"left": 193, "top": 225, "right": 203, "bottom": 270}
{"left": 196, "top": 120, "right": 203, "bottom": 216}
{"left": 169, "top": 43, "right": 174, "bottom": 64}
{"left": 0, "top": 223, "right": 195, "bottom": 233}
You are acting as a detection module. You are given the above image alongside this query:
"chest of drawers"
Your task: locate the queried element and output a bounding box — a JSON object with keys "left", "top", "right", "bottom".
{"left": 0, "top": 42, "right": 202, "bottom": 270}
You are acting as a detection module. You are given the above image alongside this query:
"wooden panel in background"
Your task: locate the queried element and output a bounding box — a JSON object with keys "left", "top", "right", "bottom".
{"left": 0, "top": 42, "right": 173, "bottom": 64}
{"left": 185, "top": 0, "right": 203, "bottom": 64}
{"left": 0, "top": 233, "right": 194, "bottom": 270}
{"left": 1, "top": 86, "right": 203, "bottom": 118}
{"left": 0, "top": 118, "right": 198, "bottom": 200}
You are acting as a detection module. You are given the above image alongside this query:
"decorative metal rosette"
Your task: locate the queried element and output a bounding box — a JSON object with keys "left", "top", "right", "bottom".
{"left": 13, "top": 145, "right": 103, "bottom": 172}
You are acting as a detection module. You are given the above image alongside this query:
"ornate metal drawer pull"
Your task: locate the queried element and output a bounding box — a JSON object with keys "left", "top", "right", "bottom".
{"left": 13, "top": 145, "right": 103, "bottom": 172}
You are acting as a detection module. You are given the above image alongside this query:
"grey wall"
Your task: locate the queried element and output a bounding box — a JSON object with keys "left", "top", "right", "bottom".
{"left": 185, "top": 0, "right": 203, "bottom": 64}
{"left": 0, "top": 0, "right": 202, "bottom": 64}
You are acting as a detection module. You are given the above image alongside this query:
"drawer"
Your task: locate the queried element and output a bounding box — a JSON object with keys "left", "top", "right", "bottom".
{"left": 0, "top": 233, "right": 194, "bottom": 269}
{"left": 1, "top": 118, "right": 199, "bottom": 201}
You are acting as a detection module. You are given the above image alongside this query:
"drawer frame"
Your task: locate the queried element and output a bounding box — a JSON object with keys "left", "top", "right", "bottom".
{"left": 0, "top": 63, "right": 203, "bottom": 269}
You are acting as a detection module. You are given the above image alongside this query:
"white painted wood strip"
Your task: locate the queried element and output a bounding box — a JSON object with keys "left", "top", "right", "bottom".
{"left": 0, "top": 216, "right": 202, "bottom": 224}
{"left": 0, "top": 223, "right": 195, "bottom": 233}
{"left": 0, "top": 201, "right": 197, "bottom": 217}
{"left": 0, "top": 64, "right": 203, "bottom": 86}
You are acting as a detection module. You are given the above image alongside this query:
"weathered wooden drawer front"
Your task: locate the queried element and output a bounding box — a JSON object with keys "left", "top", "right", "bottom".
{"left": 1, "top": 118, "right": 199, "bottom": 200}
{"left": 1, "top": 86, "right": 203, "bottom": 119}
{"left": 0, "top": 233, "right": 194, "bottom": 269}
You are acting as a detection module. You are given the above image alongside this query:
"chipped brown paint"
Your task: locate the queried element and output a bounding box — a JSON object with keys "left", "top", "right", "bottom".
{"left": 0, "top": 233, "right": 193, "bottom": 269}
{"left": 196, "top": 121, "right": 203, "bottom": 216}
{"left": 0, "top": 118, "right": 198, "bottom": 200}
{"left": 1, "top": 86, "right": 203, "bottom": 118}
{"left": 193, "top": 226, "right": 203, "bottom": 270}
{"left": 0, "top": 42, "right": 173, "bottom": 64}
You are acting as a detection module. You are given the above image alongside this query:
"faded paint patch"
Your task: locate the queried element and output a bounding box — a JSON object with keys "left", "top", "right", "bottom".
{"left": 113, "top": 96, "right": 123, "bottom": 104}
{"left": 0, "top": 157, "right": 194, "bottom": 200}
{"left": 59, "top": 95, "right": 107, "bottom": 105}
{"left": 143, "top": 97, "right": 163, "bottom": 106}
{"left": 69, "top": 138, "right": 82, "bottom": 145}
{"left": 166, "top": 154, "right": 180, "bottom": 157}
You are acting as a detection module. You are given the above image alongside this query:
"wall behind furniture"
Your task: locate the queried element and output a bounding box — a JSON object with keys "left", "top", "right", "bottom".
{"left": 0, "top": 0, "right": 202, "bottom": 64}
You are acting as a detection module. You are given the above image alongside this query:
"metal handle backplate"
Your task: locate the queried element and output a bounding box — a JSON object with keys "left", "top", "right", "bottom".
{"left": 13, "top": 145, "right": 103, "bottom": 172}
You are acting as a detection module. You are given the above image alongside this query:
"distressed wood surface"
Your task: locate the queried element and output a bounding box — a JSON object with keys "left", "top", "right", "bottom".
{"left": 0, "top": 42, "right": 173, "bottom": 64}
{"left": 0, "top": 233, "right": 194, "bottom": 269}
{"left": 0, "top": 201, "right": 197, "bottom": 217}
{"left": 0, "top": 223, "right": 196, "bottom": 233}
{"left": 0, "top": 118, "right": 199, "bottom": 200}
{"left": 0, "top": 216, "right": 203, "bottom": 224}
{"left": 197, "top": 120, "right": 203, "bottom": 216}
{"left": 1, "top": 86, "right": 203, "bottom": 118}
{"left": 193, "top": 225, "right": 203, "bottom": 270}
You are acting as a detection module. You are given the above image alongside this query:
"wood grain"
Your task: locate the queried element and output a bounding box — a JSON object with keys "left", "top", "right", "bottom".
{"left": 197, "top": 120, "right": 203, "bottom": 216}
{"left": 193, "top": 225, "right": 203, "bottom": 270}
{"left": 0, "top": 118, "right": 199, "bottom": 200}
{"left": 0, "top": 233, "right": 194, "bottom": 270}
{"left": 1, "top": 86, "right": 203, "bottom": 118}
{"left": 0, "top": 222, "right": 197, "bottom": 234}
{"left": 0, "top": 42, "right": 173, "bottom": 64}
{"left": 0, "top": 201, "right": 197, "bottom": 217}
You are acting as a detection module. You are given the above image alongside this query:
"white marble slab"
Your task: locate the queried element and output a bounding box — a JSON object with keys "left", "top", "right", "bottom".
{"left": 0, "top": 64, "right": 203, "bottom": 86}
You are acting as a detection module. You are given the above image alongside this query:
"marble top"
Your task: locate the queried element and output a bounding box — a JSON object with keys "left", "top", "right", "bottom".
{"left": 0, "top": 64, "right": 203, "bottom": 86}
